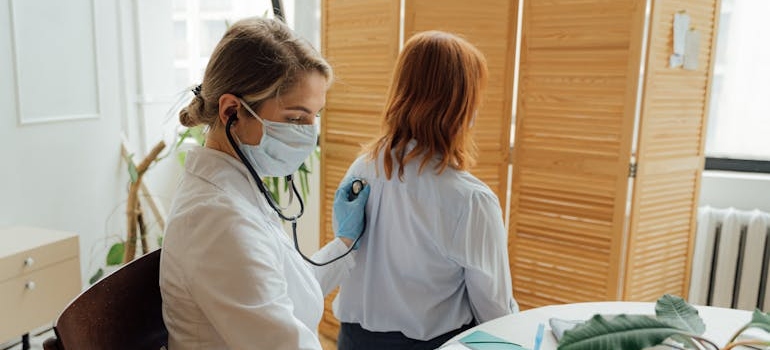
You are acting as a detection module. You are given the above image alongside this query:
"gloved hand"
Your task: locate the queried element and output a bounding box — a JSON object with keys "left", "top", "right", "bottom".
{"left": 333, "top": 177, "right": 370, "bottom": 249}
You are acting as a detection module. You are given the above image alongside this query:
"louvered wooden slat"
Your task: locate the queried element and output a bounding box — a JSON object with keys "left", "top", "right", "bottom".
{"left": 510, "top": 0, "right": 646, "bottom": 308}
{"left": 624, "top": 0, "right": 720, "bottom": 300}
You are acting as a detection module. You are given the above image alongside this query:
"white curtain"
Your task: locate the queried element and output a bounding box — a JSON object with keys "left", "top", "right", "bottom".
{"left": 706, "top": 0, "right": 770, "bottom": 160}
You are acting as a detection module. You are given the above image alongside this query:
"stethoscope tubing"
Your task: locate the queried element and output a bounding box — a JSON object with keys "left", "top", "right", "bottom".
{"left": 225, "top": 114, "right": 361, "bottom": 266}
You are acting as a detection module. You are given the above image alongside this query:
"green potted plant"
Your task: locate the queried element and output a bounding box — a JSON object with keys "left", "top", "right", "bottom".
{"left": 557, "top": 294, "right": 770, "bottom": 350}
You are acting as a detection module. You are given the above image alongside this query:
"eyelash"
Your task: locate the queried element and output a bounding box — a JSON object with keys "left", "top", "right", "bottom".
{"left": 287, "top": 113, "right": 320, "bottom": 124}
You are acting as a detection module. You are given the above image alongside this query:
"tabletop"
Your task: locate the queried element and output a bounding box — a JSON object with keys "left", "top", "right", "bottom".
{"left": 440, "top": 301, "right": 753, "bottom": 349}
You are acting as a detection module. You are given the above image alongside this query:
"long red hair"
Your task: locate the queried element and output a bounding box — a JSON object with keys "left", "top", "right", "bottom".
{"left": 365, "top": 30, "right": 488, "bottom": 180}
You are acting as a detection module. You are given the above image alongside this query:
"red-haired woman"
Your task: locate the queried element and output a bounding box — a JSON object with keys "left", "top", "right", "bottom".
{"left": 333, "top": 30, "right": 518, "bottom": 350}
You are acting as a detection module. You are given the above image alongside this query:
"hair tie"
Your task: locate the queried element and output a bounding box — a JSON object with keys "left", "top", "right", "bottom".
{"left": 192, "top": 84, "right": 202, "bottom": 97}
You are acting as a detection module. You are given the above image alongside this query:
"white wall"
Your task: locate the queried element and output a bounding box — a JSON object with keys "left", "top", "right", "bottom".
{"left": 0, "top": 0, "right": 128, "bottom": 286}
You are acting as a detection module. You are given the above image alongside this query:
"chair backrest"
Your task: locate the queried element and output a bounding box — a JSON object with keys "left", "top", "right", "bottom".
{"left": 43, "top": 249, "right": 168, "bottom": 350}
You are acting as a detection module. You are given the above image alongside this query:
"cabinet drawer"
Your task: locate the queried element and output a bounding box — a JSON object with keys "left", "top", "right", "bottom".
{"left": 0, "top": 231, "right": 78, "bottom": 282}
{"left": 0, "top": 257, "right": 81, "bottom": 341}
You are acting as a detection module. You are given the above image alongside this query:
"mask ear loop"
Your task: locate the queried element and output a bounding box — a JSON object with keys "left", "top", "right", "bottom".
{"left": 225, "top": 113, "right": 362, "bottom": 266}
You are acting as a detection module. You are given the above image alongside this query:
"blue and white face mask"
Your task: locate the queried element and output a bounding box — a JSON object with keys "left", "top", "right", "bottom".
{"left": 237, "top": 98, "right": 317, "bottom": 177}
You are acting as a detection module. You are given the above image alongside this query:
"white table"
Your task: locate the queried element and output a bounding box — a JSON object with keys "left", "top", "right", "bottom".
{"left": 441, "top": 301, "right": 752, "bottom": 349}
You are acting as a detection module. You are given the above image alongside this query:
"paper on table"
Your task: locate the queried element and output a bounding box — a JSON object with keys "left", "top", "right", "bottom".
{"left": 454, "top": 330, "right": 528, "bottom": 350}
{"left": 548, "top": 318, "right": 584, "bottom": 341}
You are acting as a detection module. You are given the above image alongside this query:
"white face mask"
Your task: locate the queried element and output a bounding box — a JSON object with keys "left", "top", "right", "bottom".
{"left": 237, "top": 98, "right": 317, "bottom": 177}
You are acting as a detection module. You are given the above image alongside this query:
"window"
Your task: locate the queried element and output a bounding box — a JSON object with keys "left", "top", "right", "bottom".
{"left": 705, "top": 0, "right": 770, "bottom": 171}
{"left": 171, "top": 0, "right": 306, "bottom": 92}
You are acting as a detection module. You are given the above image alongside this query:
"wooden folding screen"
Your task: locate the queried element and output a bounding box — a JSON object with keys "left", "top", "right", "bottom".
{"left": 509, "top": 0, "right": 720, "bottom": 309}
{"left": 321, "top": 0, "right": 720, "bottom": 340}
{"left": 624, "top": 0, "right": 720, "bottom": 301}
{"left": 320, "top": 0, "right": 518, "bottom": 340}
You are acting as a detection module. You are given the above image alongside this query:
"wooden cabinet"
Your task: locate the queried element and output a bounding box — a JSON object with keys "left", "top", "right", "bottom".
{"left": 0, "top": 227, "right": 81, "bottom": 342}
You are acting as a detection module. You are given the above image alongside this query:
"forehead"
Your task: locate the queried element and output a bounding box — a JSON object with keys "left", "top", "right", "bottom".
{"left": 277, "top": 71, "right": 328, "bottom": 110}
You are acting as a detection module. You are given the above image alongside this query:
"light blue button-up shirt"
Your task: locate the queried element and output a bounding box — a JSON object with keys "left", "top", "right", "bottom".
{"left": 333, "top": 143, "right": 518, "bottom": 340}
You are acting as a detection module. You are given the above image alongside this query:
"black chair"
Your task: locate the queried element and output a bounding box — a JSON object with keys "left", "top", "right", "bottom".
{"left": 43, "top": 249, "right": 168, "bottom": 350}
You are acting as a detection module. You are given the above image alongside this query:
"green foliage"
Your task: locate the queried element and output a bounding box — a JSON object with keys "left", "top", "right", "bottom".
{"left": 123, "top": 153, "right": 138, "bottom": 183}
{"left": 106, "top": 242, "right": 125, "bottom": 266}
{"left": 558, "top": 314, "right": 682, "bottom": 350}
{"left": 88, "top": 268, "right": 103, "bottom": 285}
{"left": 557, "top": 294, "right": 770, "bottom": 350}
{"left": 655, "top": 294, "right": 705, "bottom": 335}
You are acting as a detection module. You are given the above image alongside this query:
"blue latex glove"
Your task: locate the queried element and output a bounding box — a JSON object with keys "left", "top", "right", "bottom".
{"left": 333, "top": 178, "right": 370, "bottom": 249}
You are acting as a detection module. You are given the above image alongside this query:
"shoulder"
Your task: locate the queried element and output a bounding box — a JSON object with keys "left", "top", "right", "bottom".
{"left": 165, "top": 189, "right": 282, "bottom": 266}
{"left": 438, "top": 170, "right": 500, "bottom": 206}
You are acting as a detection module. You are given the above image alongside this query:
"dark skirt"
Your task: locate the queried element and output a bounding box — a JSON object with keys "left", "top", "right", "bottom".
{"left": 337, "top": 321, "right": 475, "bottom": 350}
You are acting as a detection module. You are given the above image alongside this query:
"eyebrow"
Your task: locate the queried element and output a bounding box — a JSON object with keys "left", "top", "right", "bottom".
{"left": 286, "top": 106, "right": 314, "bottom": 114}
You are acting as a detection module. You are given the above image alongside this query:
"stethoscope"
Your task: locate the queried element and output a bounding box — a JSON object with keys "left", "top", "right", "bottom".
{"left": 225, "top": 114, "right": 364, "bottom": 266}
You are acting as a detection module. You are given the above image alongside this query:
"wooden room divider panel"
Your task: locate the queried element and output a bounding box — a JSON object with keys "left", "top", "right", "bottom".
{"left": 509, "top": 0, "right": 646, "bottom": 309}
{"left": 624, "top": 0, "right": 721, "bottom": 301}
{"left": 509, "top": 0, "right": 720, "bottom": 310}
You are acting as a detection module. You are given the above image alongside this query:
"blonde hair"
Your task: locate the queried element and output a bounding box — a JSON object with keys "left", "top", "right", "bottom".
{"left": 365, "top": 30, "right": 487, "bottom": 180}
{"left": 179, "top": 17, "right": 333, "bottom": 127}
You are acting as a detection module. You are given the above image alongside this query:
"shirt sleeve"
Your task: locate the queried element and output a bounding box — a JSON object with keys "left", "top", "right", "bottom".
{"left": 449, "top": 189, "right": 519, "bottom": 323}
{"left": 305, "top": 158, "right": 365, "bottom": 296}
{"left": 309, "top": 238, "right": 357, "bottom": 295}
{"left": 188, "top": 220, "right": 322, "bottom": 350}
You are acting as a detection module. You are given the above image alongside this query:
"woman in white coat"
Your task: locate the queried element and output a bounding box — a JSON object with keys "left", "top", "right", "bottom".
{"left": 159, "top": 17, "right": 369, "bottom": 349}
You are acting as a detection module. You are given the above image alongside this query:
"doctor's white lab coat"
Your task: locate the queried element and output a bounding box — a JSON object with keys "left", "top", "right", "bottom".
{"left": 160, "top": 147, "right": 355, "bottom": 350}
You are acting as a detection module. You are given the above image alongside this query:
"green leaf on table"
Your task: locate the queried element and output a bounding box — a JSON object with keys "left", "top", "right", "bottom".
{"left": 655, "top": 294, "right": 705, "bottom": 335}
{"left": 106, "top": 242, "right": 125, "bottom": 266}
{"left": 557, "top": 314, "right": 683, "bottom": 350}
{"left": 88, "top": 268, "right": 104, "bottom": 285}
{"left": 744, "top": 309, "right": 770, "bottom": 334}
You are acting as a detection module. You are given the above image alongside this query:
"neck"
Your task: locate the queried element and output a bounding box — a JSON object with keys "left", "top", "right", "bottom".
{"left": 206, "top": 127, "right": 238, "bottom": 160}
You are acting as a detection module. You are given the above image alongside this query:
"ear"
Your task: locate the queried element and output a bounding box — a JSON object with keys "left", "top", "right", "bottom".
{"left": 217, "top": 93, "right": 241, "bottom": 126}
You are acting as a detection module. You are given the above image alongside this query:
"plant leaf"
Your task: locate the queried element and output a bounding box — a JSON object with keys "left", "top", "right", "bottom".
{"left": 557, "top": 314, "right": 684, "bottom": 350}
{"left": 88, "top": 268, "right": 104, "bottom": 285}
{"left": 177, "top": 151, "right": 187, "bottom": 166}
{"left": 744, "top": 309, "right": 770, "bottom": 334}
{"left": 106, "top": 242, "right": 125, "bottom": 266}
{"left": 752, "top": 309, "right": 770, "bottom": 325}
{"left": 190, "top": 125, "right": 206, "bottom": 145}
{"left": 122, "top": 153, "right": 139, "bottom": 183}
{"left": 655, "top": 294, "right": 705, "bottom": 335}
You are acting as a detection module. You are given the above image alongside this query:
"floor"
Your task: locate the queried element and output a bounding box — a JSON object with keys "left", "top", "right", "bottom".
{"left": 320, "top": 333, "right": 337, "bottom": 350}
{"left": 0, "top": 327, "right": 52, "bottom": 350}
{"left": 1, "top": 328, "right": 337, "bottom": 350}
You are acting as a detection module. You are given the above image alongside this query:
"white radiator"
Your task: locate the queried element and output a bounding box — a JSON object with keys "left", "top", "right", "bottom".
{"left": 689, "top": 206, "right": 770, "bottom": 311}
